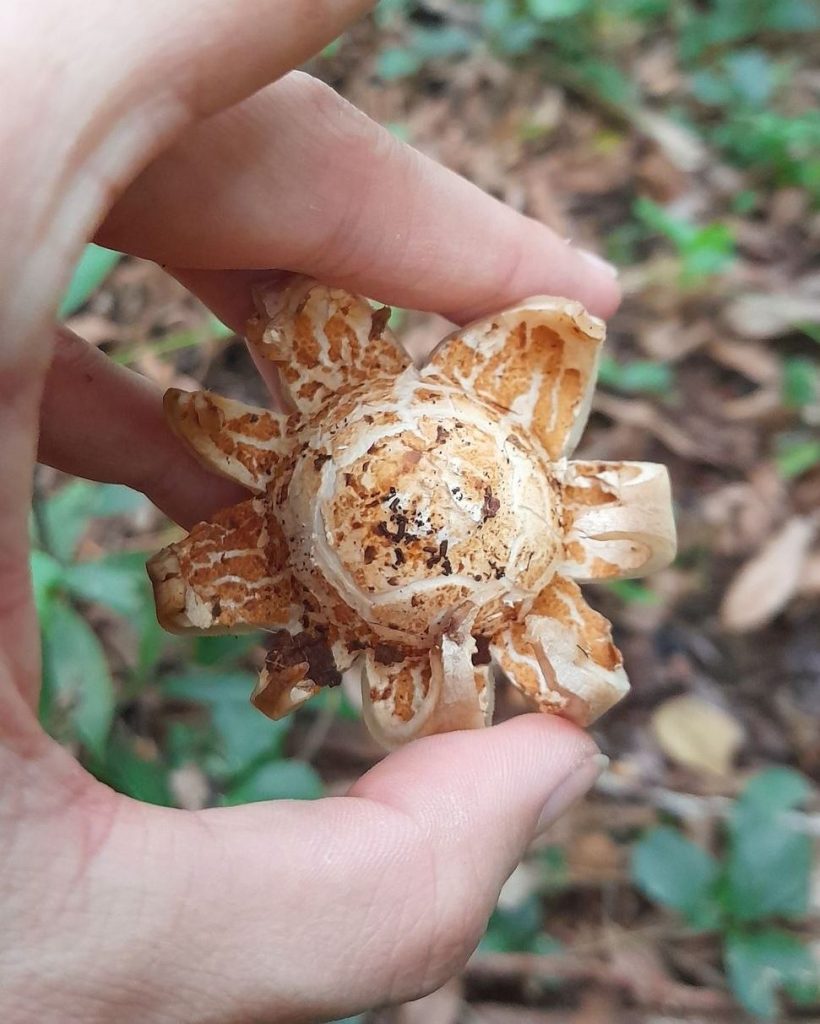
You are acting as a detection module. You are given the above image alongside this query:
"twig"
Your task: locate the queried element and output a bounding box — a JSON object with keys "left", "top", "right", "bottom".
{"left": 595, "top": 773, "right": 820, "bottom": 836}
{"left": 467, "top": 950, "right": 735, "bottom": 1014}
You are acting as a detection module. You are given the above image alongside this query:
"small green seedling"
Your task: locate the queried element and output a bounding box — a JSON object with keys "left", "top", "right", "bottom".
{"left": 633, "top": 197, "right": 735, "bottom": 285}
{"left": 632, "top": 768, "right": 819, "bottom": 1018}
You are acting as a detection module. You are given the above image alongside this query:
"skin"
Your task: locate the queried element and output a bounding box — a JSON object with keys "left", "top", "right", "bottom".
{"left": 1, "top": 3, "right": 620, "bottom": 1021}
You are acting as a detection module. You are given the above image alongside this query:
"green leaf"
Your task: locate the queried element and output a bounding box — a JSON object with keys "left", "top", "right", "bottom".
{"left": 92, "top": 729, "right": 173, "bottom": 806}
{"left": 487, "top": 13, "right": 541, "bottom": 56}
{"left": 320, "top": 37, "right": 343, "bottom": 58}
{"left": 725, "top": 928, "right": 818, "bottom": 1019}
{"left": 597, "top": 356, "right": 673, "bottom": 394}
{"left": 112, "top": 322, "right": 233, "bottom": 367}
{"left": 164, "top": 669, "right": 260, "bottom": 706}
{"left": 765, "top": 0, "right": 820, "bottom": 32}
{"left": 42, "top": 481, "right": 147, "bottom": 562}
{"left": 62, "top": 552, "right": 166, "bottom": 679}
{"left": 526, "top": 0, "right": 589, "bottom": 21}
{"left": 776, "top": 437, "right": 820, "bottom": 479}
{"left": 724, "top": 49, "right": 775, "bottom": 108}
{"left": 30, "top": 549, "right": 64, "bottom": 623}
{"left": 479, "top": 894, "right": 545, "bottom": 953}
{"left": 633, "top": 197, "right": 694, "bottom": 248}
{"left": 41, "top": 599, "right": 116, "bottom": 757}
{"left": 63, "top": 552, "right": 151, "bottom": 618}
{"left": 193, "top": 633, "right": 262, "bottom": 666}
{"left": 631, "top": 827, "right": 721, "bottom": 928}
{"left": 59, "top": 244, "right": 121, "bottom": 318}
{"left": 681, "top": 223, "right": 735, "bottom": 281}
{"left": 40, "top": 481, "right": 97, "bottom": 562}
{"left": 739, "top": 766, "right": 811, "bottom": 814}
{"left": 691, "top": 69, "right": 733, "bottom": 107}
{"left": 164, "top": 670, "right": 291, "bottom": 776}
{"left": 212, "top": 703, "right": 291, "bottom": 777}
{"left": 134, "top": 603, "right": 167, "bottom": 680}
{"left": 224, "top": 759, "right": 323, "bottom": 803}
{"left": 604, "top": 578, "right": 661, "bottom": 605}
{"left": 410, "top": 25, "right": 474, "bottom": 60}
{"left": 576, "top": 60, "right": 637, "bottom": 109}
{"left": 376, "top": 48, "right": 422, "bottom": 79}
{"left": 725, "top": 770, "right": 812, "bottom": 923}
{"left": 481, "top": 0, "right": 517, "bottom": 34}
{"left": 782, "top": 356, "right": 818, "bottom": 409}
{"left": 731, "top": 189, "right": 759, "bottom": 215}
{"left": 165, "top": 720, "right": 214, "bottom": 770}
{"left": 86, "top": 483, "right": 147, "bottom": 518}
{"left": 374, "top": 0, "right": 411, "bottom": 26}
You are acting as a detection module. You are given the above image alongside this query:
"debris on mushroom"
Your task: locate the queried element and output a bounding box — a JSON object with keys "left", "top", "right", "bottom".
{"left": 147, "top": 276, "right": 677, "bottom": 748}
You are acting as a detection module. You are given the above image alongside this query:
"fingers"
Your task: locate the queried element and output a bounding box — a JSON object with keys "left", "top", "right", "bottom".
{"left": 7, "top": 4, "right": 376, "bottom": 356}
{"left": 39, "top": 329, "right": 250, "bottom": 528}
{"left": 51, "top": 715, "right": 601, "bottom": 1022}
{"left": 98, "top": 74, "right": 621, "bottom": 323}
{"left": 4, "top": 2, "right": 374, "bottom": 718}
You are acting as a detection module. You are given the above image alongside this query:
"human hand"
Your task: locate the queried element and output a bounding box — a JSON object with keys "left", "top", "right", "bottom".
{"left": 2, "top": 3, "right": 618, "bottom": 1021}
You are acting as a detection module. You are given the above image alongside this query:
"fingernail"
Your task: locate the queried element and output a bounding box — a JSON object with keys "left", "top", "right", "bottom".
{"left": 578, "top": 248, "right": 619, "bottom": 279}
{"left": 536, "top": 753, "right": 608, "bottom": 835}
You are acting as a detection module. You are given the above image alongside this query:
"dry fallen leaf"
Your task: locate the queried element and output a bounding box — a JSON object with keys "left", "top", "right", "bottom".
{"left": 169, "top": 764, "right": 210, "bottom": 810}
{"left": 724, "top": 277, "right": 820, "bottom": 340}
{"left": 799, "top": 552, "right": 820, "bottom": 596}
{"left": 707, "top": 337, "right": 780, "bottom": 386}
{"left": 638, "top": 318, "right": 712, "bottom": 362}
{"left": 651, "top": 694, "right": 744, "bottom": 776}
{"left": 721, "top": 516, "right": 819, "bottom": 632}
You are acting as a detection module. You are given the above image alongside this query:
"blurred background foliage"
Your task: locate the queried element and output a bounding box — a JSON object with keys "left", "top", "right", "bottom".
{"left": 43, "top": 0, "right": 819, "bottom": 1020}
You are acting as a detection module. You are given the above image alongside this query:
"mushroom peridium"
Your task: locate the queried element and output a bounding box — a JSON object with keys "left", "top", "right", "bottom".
{"left": 148, "top": 276, "right": 676, "bottom": 748}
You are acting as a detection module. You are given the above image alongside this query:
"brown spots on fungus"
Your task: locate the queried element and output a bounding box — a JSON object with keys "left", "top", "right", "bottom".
{"left": 472, "top": 635, "right": 492, "bottom": 666}
{"left": 482, "top": 487, "right": 501, "bottom": 520}
{"left": 265, "top": 629, "right": 342, "bottom": 689}
{"left": 374, "top": 643, "right": 405, "bottom": 665}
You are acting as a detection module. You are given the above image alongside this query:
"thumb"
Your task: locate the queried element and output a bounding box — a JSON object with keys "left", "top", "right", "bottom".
{"left": 71, "top": 715, "right": 603, "bottom": 1023}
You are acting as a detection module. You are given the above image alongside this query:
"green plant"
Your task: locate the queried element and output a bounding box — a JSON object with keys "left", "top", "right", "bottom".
{"left": 633, "top": 197, "right": 735, "bottom": 284}
{"left": 774, "top": 434, "right": 820, "bottom": 480}
{"left": 163, "top": 669, "right": 323, "bottom": 803}
{"left": 597, "top": 355, "right": 673, "bottom": 395}
{"left": 33, "top": 481, "right": 158, "bottom": 758}
{"left": 679, "top": 0, "right": 819, "bottom": 64}
{"left": 369, "top": 1, "right": 818, "bottom": 206}
{"left": 480, "top": 847, "right": 567, "bottom": 954}
{"left": 632, "top": 768, "right": 819, "bottom": 1018}
{"left": 604, "top": 578, "right": 660, "bottom": 605}
{"left": 59, "top": 244, "right": 121, "bottom": 317}
{"left": 33, "top": 479, "right": 324, "bottom": 806}
{"left": 480, "top": 893, "right": 563, "bottom": 954}
{"left": 782, "top": 355, "right": 819, "bottom": 411}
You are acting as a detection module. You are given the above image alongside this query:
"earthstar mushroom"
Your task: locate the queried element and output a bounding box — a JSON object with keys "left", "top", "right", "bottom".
{"left": 148, "top": 276, "right": 676, "bottom": 748}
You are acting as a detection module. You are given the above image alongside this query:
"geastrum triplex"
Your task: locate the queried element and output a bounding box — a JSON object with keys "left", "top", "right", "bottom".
{"left": 148, "top": 277, "right": 676, "bottom": 747}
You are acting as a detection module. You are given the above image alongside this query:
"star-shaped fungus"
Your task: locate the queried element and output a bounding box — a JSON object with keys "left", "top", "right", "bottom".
{"left": 148, "top": 276, "right": 676, "bottom": 748}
